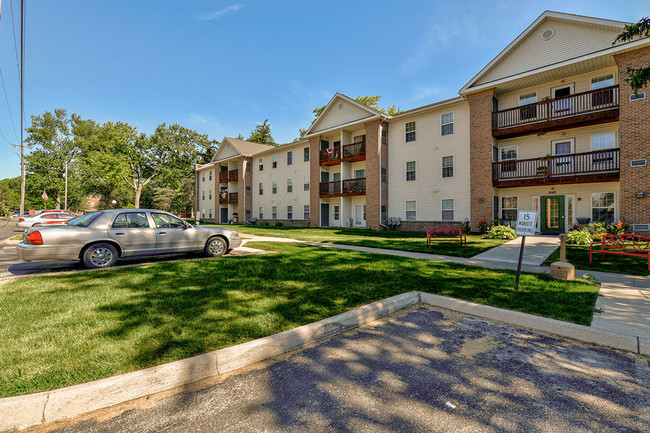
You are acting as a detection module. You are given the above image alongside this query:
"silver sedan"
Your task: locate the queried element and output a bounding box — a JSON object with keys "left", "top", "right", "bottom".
{"left": 16, "top": 209, "right": 242, "bottom": 269}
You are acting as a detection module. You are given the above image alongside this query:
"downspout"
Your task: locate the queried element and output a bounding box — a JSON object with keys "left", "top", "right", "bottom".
{"left": 242, "top": 155, "right": 253, "bottom": 225}
{"left": 378, "top": 119, "right": 389, "bottom": 230}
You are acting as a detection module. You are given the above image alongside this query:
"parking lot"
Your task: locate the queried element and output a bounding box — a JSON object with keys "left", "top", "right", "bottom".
{"left": 41, "top": 306, "right": 649, "bottom": 433}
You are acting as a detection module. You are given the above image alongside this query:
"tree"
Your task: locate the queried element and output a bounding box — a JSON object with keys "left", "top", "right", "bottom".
{"left": 614, "top": 17, "right": 650, "bottom": 93}
{"left": 25, "top": 109, "right": 84, "bottom": 209}
{"left": 247, "top": 119, "right": 276, "bottom": 145}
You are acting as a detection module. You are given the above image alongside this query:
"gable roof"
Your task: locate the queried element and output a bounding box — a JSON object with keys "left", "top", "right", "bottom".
{"left": 460, "top": 11, "right": 631, "bottom": 94}
{"left": 211, "top": 137, "right": 275, "bottom": 162}
{"left": 304, "top": 93, "right": 388, "bottom": 138}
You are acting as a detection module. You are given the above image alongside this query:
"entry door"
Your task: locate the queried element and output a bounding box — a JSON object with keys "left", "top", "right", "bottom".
{"left": 553, "top": 86, "right": 572, "bottom": 113}
{"left": 321, "top": 204, "right": 329, "bottom": 227}
{"left": 541, "top": 195, "right": 565, "bottom": 234}
{"left": 220, "top": 208, "right": 228, "bottom": 224}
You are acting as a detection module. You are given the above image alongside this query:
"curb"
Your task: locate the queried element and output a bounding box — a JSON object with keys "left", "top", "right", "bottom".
{"left": 1, "top": 291, "right": 648, "bottom": 432}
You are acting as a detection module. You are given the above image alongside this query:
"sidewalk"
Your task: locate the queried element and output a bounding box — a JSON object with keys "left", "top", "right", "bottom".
{"left": 241, "top": 234, "right": 650, "bottom": 340}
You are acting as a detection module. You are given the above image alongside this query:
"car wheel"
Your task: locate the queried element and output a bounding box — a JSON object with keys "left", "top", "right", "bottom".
{"left": 82, "top": 243, "right": 118, "bottom": 269}
{"left": 204, "top": 237, "right": 227, "bottom": 257}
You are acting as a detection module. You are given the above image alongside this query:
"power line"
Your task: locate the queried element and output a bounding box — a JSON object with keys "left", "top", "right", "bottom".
{"left": 0, "top": 68, "right": 19, "bottom": 141}
{"left": 9, "top": 0, "right": 20, "bottom": 78}
{"left": 0, "top": 126, "right": 11, "bottom": 146}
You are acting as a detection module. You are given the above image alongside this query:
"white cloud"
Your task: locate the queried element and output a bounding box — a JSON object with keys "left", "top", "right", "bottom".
{"left": 198, "top": 4, "right": 244, "bottom": 21}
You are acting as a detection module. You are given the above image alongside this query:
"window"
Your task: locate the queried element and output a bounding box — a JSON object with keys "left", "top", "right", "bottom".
{"left": 259, "top": 207, "right": 263, "bottom": 219}
{"left": 246, "top": 162, "right": 251, "bottom": 172}
{"left": 151, "top": 213, "right": 185, "bottom": 228}
{"left": 287, "top": 206, "right": 293, "bottom": 220}
{"left": 405, "top": 122, "right": 416, "bottom": 142}
{"left": 304, "top": 205, "right": 310, "bottom": 220}
{"left": 353, "top": 169, "right": 365, "bottom": 179}
{"left": 259, "top": 158, "right": 264, "bottom": 171}
{"left": 441, "top": 112, "right": 454, "bottom": 136}
{"left": 246, "top": 186, "right": 251, "bottom": 196}
{"left": 519, "top": 92, "right": 537, "bottom": 120}
{"left": 501, "top": 197, "right": 518, "bottom": 221}
{"left": 304, "top": 176, "right": 310, "bottom": 191}
{"left": 245, "top": 209, "right": 251, "bottom": 220}
{"left": 202, "top": 191, "right": 205, "bottom": 200}
{"left": 304, "top": 147, "right": 310, "bottom": 162}
{"left": 591, "top": 74, "right": 614, "bottom": 90}
{"left": 334, "top": 206, "right": 340, "bottom": 221}
{"left": 112, "top": 212, "right": 150, "bottom": 229}
{"left": 259, "top": 182, "right": 263, "bottom": 195}
{"left": 272, "top": 181, "right": 277, "bottom": 194}
{"left": 353, "top": 134, "right": 366, "bottom": 143}
{"left": 381, "top": 130, "right": 387, "bottom": 145}
{"left": 442, "top": 199, "right": 454, "bottom": 221}
{"left": 202, "top": 174, "right": 205, "bottom": 182}
{"left": 272, "top": 155, "right": 277, "bottom": 168}
{"left": 592, "top": 193, "right": 615, "bottom": 222}
{"left": 406, "top": 201, "right": 416, "bottom": 221}
{"left": 592, "top": 74, "right": 615, "bottom": 106}
{"left": 209, "top": 171, "right": 212, "bottom": 181}
{"left": 209, "top": 190, "right": 212, "bottom": 200}
{"left": 442, "top": 156, "right": 454, "bottom": 178}
{"left": 406, "top": 161, "right": 416, "bottom": 181}
{"left": 381, "top": 167, "right": 387, "bottom": 183}
{"left": 287, "top": 178, "right": 293, "bottom": 193}
{"left": 272, "top": 206, "right": 277, "bottom": 220}
{"left": 209, "top": 211, "right": 212, "bottom": 219}
{"left": 519, "top": 92, "right": 537, "bottom": 105}
{"left": 500, "top": 146, "right": 518, "bottom": 172}
{"left": 287, "top": 151, "right": 293, "bottom": 165}
{"left": 592, "top": 133, "right": 616, "bottom": 163}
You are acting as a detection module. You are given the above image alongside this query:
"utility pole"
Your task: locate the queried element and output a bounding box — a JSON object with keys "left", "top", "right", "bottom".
{"left": 20, "top": 0, "right": 25, "bottom": 216}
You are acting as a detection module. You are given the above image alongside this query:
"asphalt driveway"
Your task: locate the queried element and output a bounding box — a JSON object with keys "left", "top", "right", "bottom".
{"left": 43, "top": 307, "right": 650, "bottom": 433}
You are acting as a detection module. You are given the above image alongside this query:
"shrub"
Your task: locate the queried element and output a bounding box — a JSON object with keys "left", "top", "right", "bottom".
{"left": 591, "top": 232, "right": 605, "bottom": 242}
{"left": 605, "top": 220, "right": 628, "bottom": 235}
{"left": 478, "top": 217, "right": 490, "bottom": 234}
{"left": 259, "top": 221, "right": 269, "bottom": 227}
{"left": 487, "top": 225, "right": 517, "bottom": 240}
{"left": 588, "top": 222, "right": 607, "bottom": 235}
{"left": 566, "top": 229, "right": 592, "bottom": 245}
{"left": 274, "top": 221, "right": 283, "bottom": 227}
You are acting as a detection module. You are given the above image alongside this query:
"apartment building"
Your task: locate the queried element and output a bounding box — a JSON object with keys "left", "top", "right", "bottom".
{"left": 196, "top": 11, "right": 649, "bottom": 233}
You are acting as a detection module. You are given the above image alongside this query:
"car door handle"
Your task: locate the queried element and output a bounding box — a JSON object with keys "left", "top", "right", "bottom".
{"left": 158, "top": 231, "right": 167, "bottom": 235}
{"left": 115, "top": 232, "right": 124, "bottom": 235}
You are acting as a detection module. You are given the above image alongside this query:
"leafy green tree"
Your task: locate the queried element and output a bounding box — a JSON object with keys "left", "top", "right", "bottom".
{"left": 614, "top": 17, "right": 650, "bottom": 93}
{"left": 152, "top": 187, "right": 176, "bottom": 212}
{"left": 247, "top": 119, "right": 275, "bottom": 145}
{"left": 0, "top": 177, "right": 22, "bottom": 211}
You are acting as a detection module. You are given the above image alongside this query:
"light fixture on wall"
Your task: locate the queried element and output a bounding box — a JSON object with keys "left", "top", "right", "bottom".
{"left": 477, "top": 198, "right": 485, "bottom": 203}
{"left": 635, "top": 192, "right": 645, "bottom": 199}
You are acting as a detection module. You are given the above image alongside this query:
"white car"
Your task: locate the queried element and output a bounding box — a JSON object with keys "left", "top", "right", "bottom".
{"left": 16, "top": 211, "right": 81, "bottom": 229}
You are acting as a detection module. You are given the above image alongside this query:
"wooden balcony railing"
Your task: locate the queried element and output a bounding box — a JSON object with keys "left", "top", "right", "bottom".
{"left": 319, "top": 146, "right": 341, "bottom": 164}
{"left": 218, "top": 171, "right": 228, "bottom": 182}
{"left": 219, "top": 192, "right": 238, "bottom": 203}
{"left": 342, "top": 141, "right": 366, "bottom": 160}
{"left": 319, "top": 180, "right": 341, "bottom": 196}
{"left": 493, "top": 149, "right": 620, "bottom": 187}
{"left": 342, "top": 177, "right": 366, "bottom": 195}
{"left": 492, "top": 85, "right": 619, "bottom": 136}
{"left": 219, "top": 169, "right": 238, "bottom": 182}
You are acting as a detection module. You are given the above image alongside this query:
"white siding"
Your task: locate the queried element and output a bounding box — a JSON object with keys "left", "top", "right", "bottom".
{"left": 311, "top": 97, "right": 376, "bottom": 133}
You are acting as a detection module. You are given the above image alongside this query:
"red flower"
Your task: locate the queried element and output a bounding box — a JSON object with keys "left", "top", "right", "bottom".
{"left": 616, "top": 221, "right": 622, "bottom": 228}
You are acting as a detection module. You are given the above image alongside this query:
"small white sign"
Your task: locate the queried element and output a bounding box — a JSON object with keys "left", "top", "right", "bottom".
{"left": 515, "top": 211, "right": 537, "bottom": 236}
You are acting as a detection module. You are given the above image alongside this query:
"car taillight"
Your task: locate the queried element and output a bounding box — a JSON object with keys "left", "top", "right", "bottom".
{"left": 18, "top": 218, "right": 25, "bottom": 222}
{"left": 28, "top": 231, "right": 43, "bottom": 245}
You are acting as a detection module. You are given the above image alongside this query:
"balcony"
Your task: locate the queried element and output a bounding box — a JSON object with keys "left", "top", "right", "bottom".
{"left": 219, "top": 169, "right": 238, "bottom": 182}
{"left": 219, "top": 192, "right": 238, "bottom": 204}
{"left": 492, "top": 149, "right": 620, "bottom": 187}
{"left": 320, "top": 178, "right": 367, "bottom": 197}
{"left": 492, "top": 85, "right": 619, "bottom": 139}
{"left": 319, "top": 141, "right": 366, "bottom": 165}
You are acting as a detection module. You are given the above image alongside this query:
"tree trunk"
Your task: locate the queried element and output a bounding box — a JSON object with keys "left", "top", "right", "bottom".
{"left": 134, "top": 186, "right": 142, "bottom": 209}
{"left": 55, "top": 196, "right": 61, "bottom": 210}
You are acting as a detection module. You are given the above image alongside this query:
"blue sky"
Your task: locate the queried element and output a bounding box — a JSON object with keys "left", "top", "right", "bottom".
{"left": 0, "top": 0, "right": 647, "bottom": 178}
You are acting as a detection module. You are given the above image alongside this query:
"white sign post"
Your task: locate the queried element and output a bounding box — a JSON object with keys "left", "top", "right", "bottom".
{"left": 514, "top": 211, "right": 538, "bottom": 291}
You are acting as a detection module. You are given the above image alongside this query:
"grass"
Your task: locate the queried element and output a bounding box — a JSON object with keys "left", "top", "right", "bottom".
{"left": 212, "top": 224, "right": 507, "bottom": 258}
{"left": 544, "top": 244, "right": 650, "bottom": 276}
{"left": 0, "top": 242, "right": 599, "bottom": 398}
{"left": 8, "top": 235, "right": 21, "bottom": 241}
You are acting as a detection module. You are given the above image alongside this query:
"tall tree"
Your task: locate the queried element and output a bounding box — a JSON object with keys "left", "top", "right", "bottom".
{"left": 614, "top": 17, "right": 650, "bottom": 93}
{"left": 25, "top": 109, "right": 83, "bottom": 209}
{"left": 247, "top": 119, "right": 275, "bottom": 145}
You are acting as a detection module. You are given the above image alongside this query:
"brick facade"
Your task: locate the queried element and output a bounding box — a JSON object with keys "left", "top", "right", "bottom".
{"left": 364, "top": 119, "right": 383, "bottom": 230}
{"left": 309, "top": 135, "right": 321, "bottom": 227}
{"left": 466, "top": 88, "right": 495, "bottom": 231}
{"left": 615, "top": 46, "right": 650, "bottom": 227}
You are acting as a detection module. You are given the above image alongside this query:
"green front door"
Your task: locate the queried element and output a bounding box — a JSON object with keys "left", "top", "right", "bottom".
{"left": 540, "top": 195, "right": 565, "bottom": 234}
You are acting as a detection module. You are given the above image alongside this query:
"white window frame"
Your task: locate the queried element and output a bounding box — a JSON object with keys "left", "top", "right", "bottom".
{"left": 442, "top": 156, "right": 454, "bottom": 178}
{"left": 209, "top": 171, "right": 212, "bottom": 181}
{"left": 405, "top": 201, "right": 416, "bottom": 221}
{"left": 441, "top": 199, "right": 454, "bottom": 221}
{"left": 304, "top": 176, "right": 310, "bottom": 191}
{"left": 519, "top": 92, "right": 537, "bottom": 105}
{"left": 258, "top": 207, "right": 263, "bottom": 219}
{"left": 591, "top": 192, "right": 616, "bottom": 223}
{"left": 287, "top": 178, "right": 293, "bottom": 193}
{"left": 287, "top": 206, "right": 293, "bottom": 220}
{"left": 501, "top": 196, "right": 518, "bottom": 222}
{"left": 500, "top": 146, "right": 518, "bottom": 161}
{"left": 259, "top": 182, "right": 263, "bottom": 195}
{"left": 334, "top": 205, "right": 340, "bottom": 221}
{"left": 272, "top": 180, "right": 278, "bottom": 194}
{"left": 304, "top": 205, "right": 310, "bottom": 220}
{"left": 287, "top": 151, "right": 293, "bottom": 166}
{"left": 406, "top": 161, "right": 416, "bottom": 181}
{"left": 304, "top": 147, "right": 309, "bottom": 162}
{"left": 272, "top": 206, "right": 277, "bottom": 220}
{"left": 441, "top": 112, "right": 454, "bottom": 136}
{"left": 591, "top": 133, "right": 616, "bottom": 151}
{"left": 591, "top": 74, "right": 614, "bottom": 90}
{"left": 259, "top": 158, "right": 264, "bottom": 171}
{"left": 272, "top": 155, "right": 277, "bottom": 168}
{"left": 405, "top": 121, "right": 416, "bottom": 142}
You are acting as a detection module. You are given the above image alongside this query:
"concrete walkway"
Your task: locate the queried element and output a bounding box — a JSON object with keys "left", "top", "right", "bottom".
{"left": 241, "top": 234, "right": 650, "bottom": 341}
{"left": 472, "top": 235, "right": 560, "bottom": 265}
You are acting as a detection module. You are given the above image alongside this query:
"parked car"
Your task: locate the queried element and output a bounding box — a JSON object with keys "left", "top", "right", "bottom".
{"left": 16, "top": 211, "right": 81, "bottom": 228}
{"left": 16, "top": 209, "right": 242, "bottom": 268}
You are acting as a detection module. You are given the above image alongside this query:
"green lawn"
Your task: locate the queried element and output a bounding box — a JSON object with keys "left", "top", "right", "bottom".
{"left": 544, "top": 244, "right": 650, "bottom": 276}
{"left": 0, "top": 242, "right": 598, "bottom": 398}
{"left": 212, "top": 225, "right": 506, "bottom": 258}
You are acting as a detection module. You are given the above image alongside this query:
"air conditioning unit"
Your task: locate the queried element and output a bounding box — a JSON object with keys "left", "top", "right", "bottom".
{"left": 630, "top": 159, "right": 647, "bottom": 167}
{"left": 347, "top": 217, "right": 354, "bottom": 227}
{"left": 629, "top": 92, "right": 646, "bottom": 101}
{"left": 633, "top": 224, "right": 650, "bottom": 232}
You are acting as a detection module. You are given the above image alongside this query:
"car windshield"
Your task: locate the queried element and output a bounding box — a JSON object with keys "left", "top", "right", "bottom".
{"left": 66, "top": 212, "right": 102, "bottom": 227}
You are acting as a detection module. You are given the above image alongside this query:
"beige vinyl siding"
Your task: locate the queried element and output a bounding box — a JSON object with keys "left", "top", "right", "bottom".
{"left": 215, "top": 141, "right": 240, "bottom": 160}
{"left": 477, "top": 19, "right": 623, "bottom": 86}
{"left": 310, "top": 98, "right": 376, "bottom": 133}
{"left": 497, "top": 123, "right": 619, "bottom": 161}
{"left": 497, "top": 182, "right": 619, "bottom": 228}
{"left": 387, "top": 102, "right": 471, "bottom": 221}
{"left": 197, "top": 165, "right": 216, "bottom": 219}
{"left": 253, "top": 146, "right": 310, "bottom": 220}
{"left": 496, "top": 67, "right": 618, "bottom": 111}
